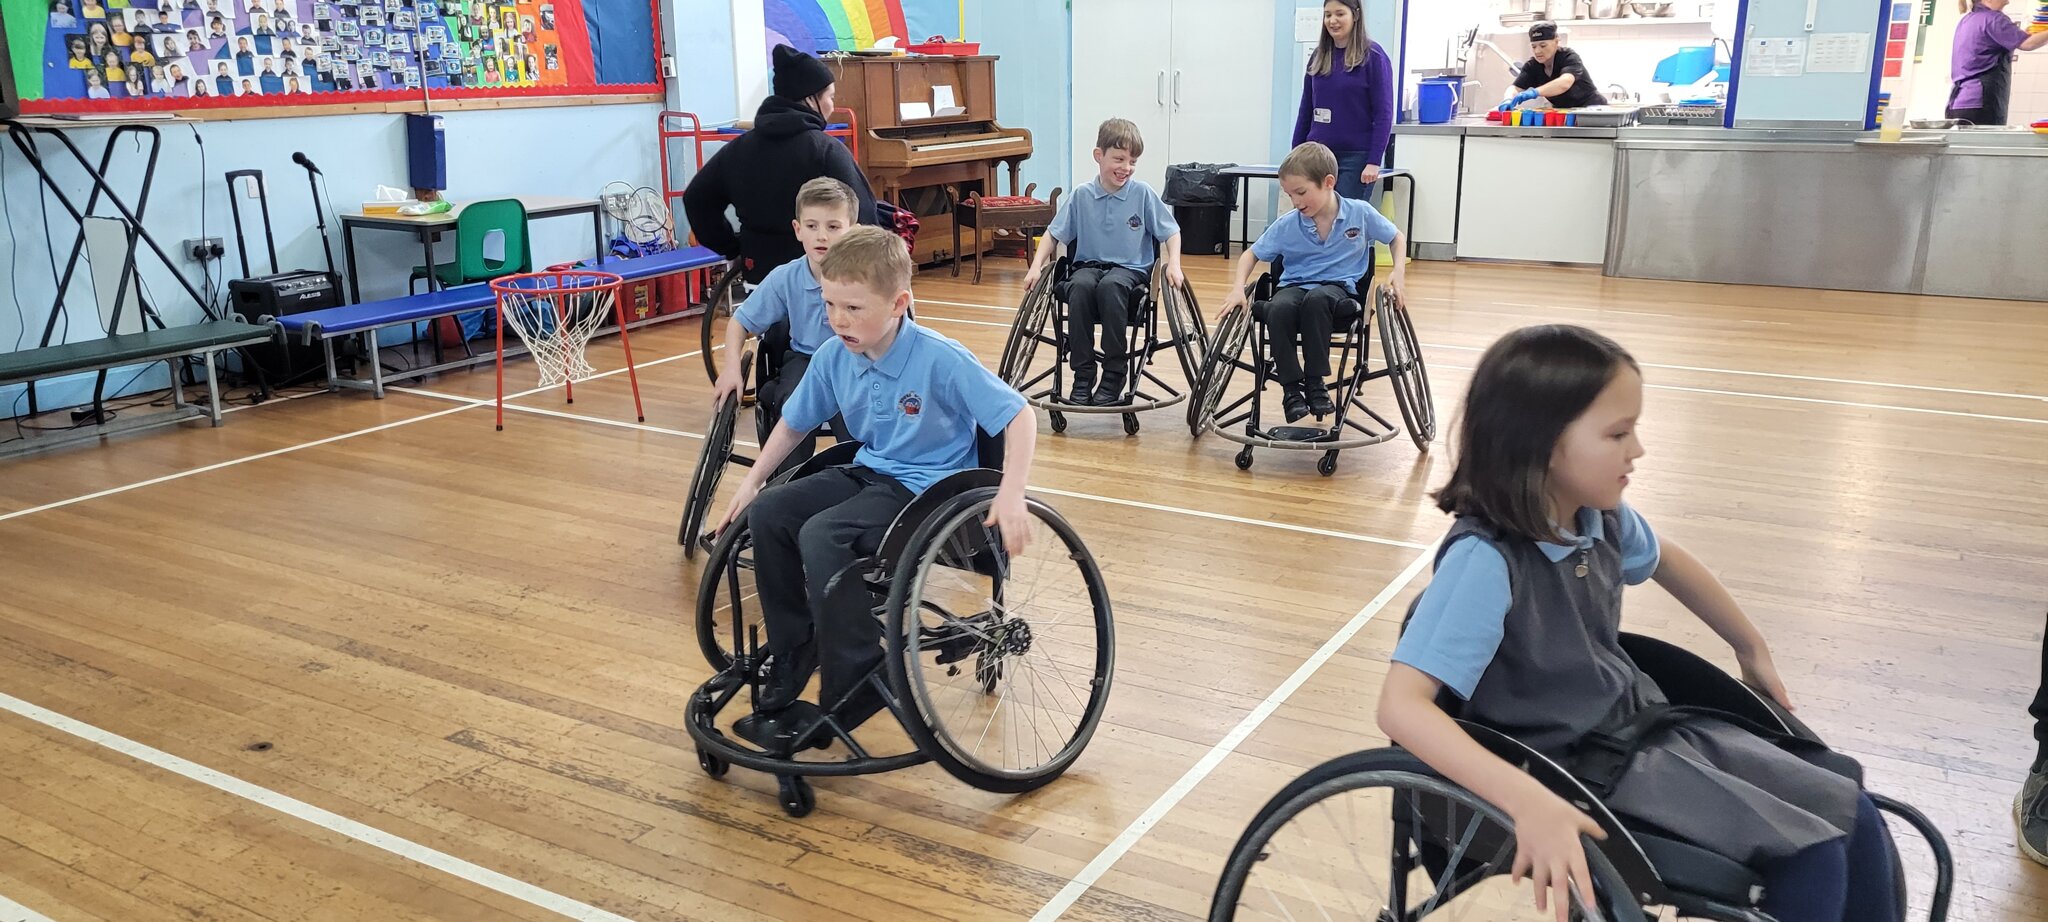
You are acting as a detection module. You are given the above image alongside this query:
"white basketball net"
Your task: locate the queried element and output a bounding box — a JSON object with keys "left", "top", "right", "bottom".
{"left": 496, "top": 276, "right": 619, "bottom": 389}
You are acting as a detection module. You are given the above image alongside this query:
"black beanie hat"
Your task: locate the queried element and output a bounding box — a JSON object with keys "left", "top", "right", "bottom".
{"left": 1528, "top": 21, "right": 1559, "bottom": 42}
{"left": 771, "top": 44, "right": 835, "bottom": 101}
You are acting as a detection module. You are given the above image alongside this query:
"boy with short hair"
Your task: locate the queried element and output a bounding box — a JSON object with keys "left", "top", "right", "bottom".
{"left": 1022, "top": 118, "right": 1184, "bottom": 407}
{"left": 717, "top": 226, "right": 1037, "bottom": 747}
{"left": 1221, "top": 141, "right": 1408, "bottom": 423}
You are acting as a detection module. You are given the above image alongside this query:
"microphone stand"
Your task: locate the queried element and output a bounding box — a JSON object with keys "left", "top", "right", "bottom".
{"left": 300, "top": 162, "right": 339, "bottom": 282}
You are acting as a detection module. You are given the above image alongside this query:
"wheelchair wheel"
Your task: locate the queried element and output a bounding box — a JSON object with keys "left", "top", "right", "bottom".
{"left": 1210, "top": 748, "right": 1643, "bottom": 922}
{"left": 1000, "top": 270, "right": 1055, "bottom": 388}
{"left": 1377, "top": 290, "right": 1436, "bottom": 452}
{"left": 693, "top": 513, "right": 762, "bottom": 672}
{"left": 677, "top": 391, "right": 741, "bottom": 556}
{"left": 885, "top": 490, "right": 1113, "bottom": 794}
{"left": 1161, "top": 279, "right": 1207, "bottom": 385}
{"left": 697, "top": 268, "right": 756, "bottom": 405}
{"left": 1189, "top": 305, "right": 1251, "bottom": 437}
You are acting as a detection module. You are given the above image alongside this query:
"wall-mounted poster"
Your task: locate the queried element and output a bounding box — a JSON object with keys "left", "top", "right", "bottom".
{"left": 7, "top": 0, "right": 660, "bottom": 112}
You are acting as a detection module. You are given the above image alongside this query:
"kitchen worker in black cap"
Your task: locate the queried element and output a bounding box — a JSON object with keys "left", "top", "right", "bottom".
{"left": 684, "top": 44, "right": 881, "bottom": 284}
{"left": 1497, "top": 21, "right": 1608, "bottom": 112}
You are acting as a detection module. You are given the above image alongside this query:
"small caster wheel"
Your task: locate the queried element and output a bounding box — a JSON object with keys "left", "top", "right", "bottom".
{"left": 1122, "top": 413, "right": 1140, "bottom": 436}
{"left": 1235, "top": 448, "right": 1255, "bottom": 471}
{"left": 697, "top": 749, "right": 728, "bottom": 779}
{"left": 1050, "top": 411, "right": 1068, "bottom": 434}
{"left": 777, "top": 775, "right": 815, "bottom": 818}
{"left": 1317, "top": 451, "right": 1339, "bottom": 477}
{"left": 975, "top": 652, "right": 1002, "bottom": 695}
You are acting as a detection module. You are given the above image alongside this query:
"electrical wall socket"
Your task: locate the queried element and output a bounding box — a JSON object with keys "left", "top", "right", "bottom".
{"left": 241, "top": 175, "right": 264, "bottom": 198}
{"left": 182, "top": 237, "right": 224, "bottom": 262}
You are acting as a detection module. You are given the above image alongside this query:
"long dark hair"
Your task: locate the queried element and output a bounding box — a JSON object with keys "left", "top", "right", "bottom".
{"left": 1433, "top": 325, "right": 1638, "bottom": 543}
{"left": 1308, "top": 0, "right": 1370, "bottom": 76}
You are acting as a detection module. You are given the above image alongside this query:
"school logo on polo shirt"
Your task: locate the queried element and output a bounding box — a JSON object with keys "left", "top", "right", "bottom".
{"left": 898, "top": 392, "right": 923, "bottom": 416}
{"left": 1127, "top": 215, "right": 1142, "bottom": 229}
{"left": 1344, "top": 227, "right": 1362, "bottom": 240}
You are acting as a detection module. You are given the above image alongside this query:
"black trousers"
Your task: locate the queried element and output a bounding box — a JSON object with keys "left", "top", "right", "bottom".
{"left": 1261, "top": 283, "right": 1350, "bottom": 387}
{"left": 1063, "top": 265, "right": 1147, "bottom": 389}
{"left": 748, "top": 465, "right": 913, "bottom": 707}
{"left": 760, "top": 348, "right": 851, "bottom": 477}
{"left": 2033, "top": 611, "right": 2048, "bottom": 763}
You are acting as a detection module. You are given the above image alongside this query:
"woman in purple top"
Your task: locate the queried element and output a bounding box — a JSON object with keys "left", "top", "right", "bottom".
{"left": 1947, "top": 0, "right": 2048, "bottom": 126}
{"left": 1291, "top": 0, "right": 1394, "bottom": 200}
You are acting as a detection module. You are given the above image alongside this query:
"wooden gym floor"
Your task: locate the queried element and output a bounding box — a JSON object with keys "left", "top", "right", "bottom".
{"left": 0, "top": 256, "right": 2043, "bottom": 921}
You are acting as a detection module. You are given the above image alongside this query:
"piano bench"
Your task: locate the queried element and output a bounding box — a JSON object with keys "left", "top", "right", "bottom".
{"left": 952, "top": 185, "right": 1062, "bottom": 285}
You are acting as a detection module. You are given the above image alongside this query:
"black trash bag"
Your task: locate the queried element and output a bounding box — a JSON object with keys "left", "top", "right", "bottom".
{"left": 1164, "top": 162, "right": 1239, "bottom": 209}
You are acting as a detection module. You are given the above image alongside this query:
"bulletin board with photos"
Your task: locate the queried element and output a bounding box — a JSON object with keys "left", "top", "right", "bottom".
{"left": 15, "top": 0, "right": 659, "bottom": 113}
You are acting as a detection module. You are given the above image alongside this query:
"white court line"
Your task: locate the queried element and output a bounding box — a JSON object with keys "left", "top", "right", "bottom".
{"left": 1030, "top": 542, "right": 1440, "bottom": 921}
{"left": 0, "top": 349, "right": 714, "bottom": 526}
{"left": 396, "top": 385, "right": 1422, "bottom": 549}
{"left": 0, "top": 692, "right": 635, "bottom": 922}
{"left": 0, "top": 893, "right": 54, "bottom": 922}
{"left": 910, "top": 297, "right": 2048, "bottom": 403}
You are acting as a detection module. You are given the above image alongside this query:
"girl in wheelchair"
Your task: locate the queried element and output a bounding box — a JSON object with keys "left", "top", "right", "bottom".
{"left": 1220, "top": 142, "right": 1406, "bottom": 423}
{"left": 711, "top": 227, "right": 1038, "bottom": 749}
{"left": 1377, "top": 325, "right": 1900, "bottom": 921}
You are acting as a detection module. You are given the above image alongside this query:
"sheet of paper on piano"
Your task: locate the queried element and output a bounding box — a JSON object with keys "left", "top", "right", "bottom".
{"left": 932, "top": 85, "right": 965, "bottom": 118}
{"left": 899, "top": 101, "right": 934, "bottom": 121}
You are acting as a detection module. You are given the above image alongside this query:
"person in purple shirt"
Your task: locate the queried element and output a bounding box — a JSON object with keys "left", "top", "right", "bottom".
{"left": 1290, "top": 0, "right": 1394, "bottom": 201}
{"left": 1948, "top": 0, "right": 2048, "bottom": 126}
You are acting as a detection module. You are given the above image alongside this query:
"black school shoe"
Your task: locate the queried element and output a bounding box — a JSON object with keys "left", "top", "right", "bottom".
{"left": 753, "top": 643, "right": 817, "bottom": 714}
{"left": 1066, "top": 375, "right": 1095, "bottom": 406}
{"left": 2019, "top": 762, "right": 2048, "bottom": 866}
{"left": 1305, "top": 378, "right": 1335, "bottom": 417}
{"left": 1282, "top": 387, "right": 1311, "bottom": 423}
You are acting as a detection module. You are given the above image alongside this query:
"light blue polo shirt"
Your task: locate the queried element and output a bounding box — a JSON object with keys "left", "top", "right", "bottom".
{"left": 1251, "top": 196, "right": 1400, "bottom": 293}
{"left": 780, "top": 316, "right": 1027, "bottom": 495}
{"left": 732, "top": 256, "right": 832, "bottom": 356}
{"left": 1391, "top": 504, "right": 1662, "bottom": 699}
{"left": 1045, "top": 178, "right": 1180, "bottom": 272}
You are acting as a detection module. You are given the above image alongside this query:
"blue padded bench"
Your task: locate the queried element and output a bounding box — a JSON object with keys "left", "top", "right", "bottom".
{"left": 270, "top": 246, "right": 727, "bottom": 397}
{"left": 0, "top": 318, "right": 279, "bottom": 458}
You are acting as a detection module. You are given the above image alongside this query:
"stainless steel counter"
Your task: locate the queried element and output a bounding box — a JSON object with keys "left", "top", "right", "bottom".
{"left": 1390, "top": 119, "right": 2048, "bottom": 299}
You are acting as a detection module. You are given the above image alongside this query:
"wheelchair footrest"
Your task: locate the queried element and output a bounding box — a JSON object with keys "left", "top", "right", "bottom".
{"left": 1265, "top": 425, "right": 1334, "bottom": 443}
{"left": 734, "top": 702, "right": 834, "bottom": 756}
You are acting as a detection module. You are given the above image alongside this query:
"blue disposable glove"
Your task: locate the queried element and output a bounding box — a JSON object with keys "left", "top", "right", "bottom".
{"left": 1496, "top": 89, "right": 1540, "bottom": 111}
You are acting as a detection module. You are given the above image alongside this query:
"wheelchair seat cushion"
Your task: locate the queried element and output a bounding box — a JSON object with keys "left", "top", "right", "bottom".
{"left": 1633, "top": 830, "right": 1762, "bottom": 905}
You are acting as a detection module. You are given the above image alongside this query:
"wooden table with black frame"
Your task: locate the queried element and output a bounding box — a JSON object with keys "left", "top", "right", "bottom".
{"left": 336, "top": 194, "right": 605, "bottom": 303}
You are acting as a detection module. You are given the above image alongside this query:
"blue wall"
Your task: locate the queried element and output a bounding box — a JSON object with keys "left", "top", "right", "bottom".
{"left": 966, "top": 1, "right": 1070, "bottom": 198}
{"left": 2, "top": 106, "right": 661, "bottom": 421}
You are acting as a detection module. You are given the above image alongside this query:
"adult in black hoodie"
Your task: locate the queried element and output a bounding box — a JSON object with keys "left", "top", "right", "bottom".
{"left": 682, "top": 45, "right": 879, "bottom": 284}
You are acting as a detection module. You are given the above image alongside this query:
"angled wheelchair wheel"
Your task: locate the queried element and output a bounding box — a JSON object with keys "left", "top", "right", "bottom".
{"left": 1211, "top": 748, "right": 1644, "bottom": 922}
{"left": 1000, "top": 270, "right": 1056, "bottom": 388}
{"left": 1377, "top": 290, "right": 1436, "bottom": 452}
{"left": 885, "top": 490, "right": 1114, "bottom": 794}
{"left": 1161, "top": 279, "right": 1207, "bottom": 385}
{"left": 678, "top": 390, "right": 741, "bottom": 556}
{"left": 1189, "top": 304, "right": 1251, "bottom": 437}
{"left": 697, "top": 268, "right": 756, "bottom": 406}
{"left": 693, "top": 514, "right": 761, "bottom": 673}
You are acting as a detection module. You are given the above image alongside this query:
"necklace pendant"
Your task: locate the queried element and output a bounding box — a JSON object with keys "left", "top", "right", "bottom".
{"left": 1574, "top": 563, "right": 1589, "bottom": 578}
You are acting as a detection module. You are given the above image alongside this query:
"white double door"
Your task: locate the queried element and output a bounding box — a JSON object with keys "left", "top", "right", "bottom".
{"left": 1071, "top": 0, "right": 1278, "bottom": 205}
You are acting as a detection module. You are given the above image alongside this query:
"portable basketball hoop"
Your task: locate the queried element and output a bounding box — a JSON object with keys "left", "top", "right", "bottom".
{"left": 489, "top": 270, "right": 645, "bottom": 431}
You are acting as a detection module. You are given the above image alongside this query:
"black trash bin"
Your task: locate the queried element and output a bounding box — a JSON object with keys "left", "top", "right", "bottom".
{"left": 1174, "top": 205, "right": 1233, "bottom": 256}
{"left": 1165, "top": 162, "right": 1238, "bottom": 256}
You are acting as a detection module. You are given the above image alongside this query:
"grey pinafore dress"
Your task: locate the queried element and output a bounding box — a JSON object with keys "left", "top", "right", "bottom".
{"left": 1438, "top": 513, "right": 1861, "bottom": 865}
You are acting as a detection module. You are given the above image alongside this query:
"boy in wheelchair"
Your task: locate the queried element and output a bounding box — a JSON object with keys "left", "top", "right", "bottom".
{"left": 1377, "top": 325, "right": 1901, "bottom": 921}
{"left": 713, "top": 226, "right": 1038, "bottom": 748}
{"left": 1021, "top": 117, "right": 1185, "bottom": 407}
{"left": 1220, "top": 142, "right": 1406, "bottom": 423}
{"left": 710, "top": 177, "right": 860, "bottom": 466}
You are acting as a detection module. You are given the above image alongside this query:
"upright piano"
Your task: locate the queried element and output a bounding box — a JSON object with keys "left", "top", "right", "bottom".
{"left": 824, "top": 55, "right": 1034, "bottom": 265}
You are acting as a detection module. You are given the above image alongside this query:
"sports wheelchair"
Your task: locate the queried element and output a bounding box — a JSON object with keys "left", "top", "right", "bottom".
{"left": 1208, "top": 632, "right": 1954, "bottom": 922}
{"left": 998, "top": 247, "right": 1208, "bottom": 436}
{"left": 1189, "top": 254, "right": 1434, "bottom": 476}
{"left": 686, "top": 437, "right": 1116, "bottom": 817}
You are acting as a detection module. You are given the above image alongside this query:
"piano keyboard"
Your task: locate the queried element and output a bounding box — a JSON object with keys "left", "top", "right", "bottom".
{"left": 913, "top": 137, "right": 1022, "bottom": 152}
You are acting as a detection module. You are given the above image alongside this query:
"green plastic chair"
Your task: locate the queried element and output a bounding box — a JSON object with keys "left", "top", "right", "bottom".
{"left": 409, "top": 198, "right": 532, "bottom": 291}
